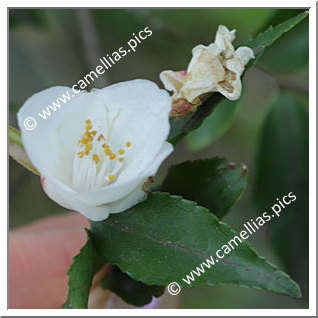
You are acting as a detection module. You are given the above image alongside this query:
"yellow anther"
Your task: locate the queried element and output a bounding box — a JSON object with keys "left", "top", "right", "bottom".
{"left": 91, "top": 130, "right": 97, "bottom": 136}
{"left": 77, "top": 151, "right": 84, "bottom": 159}
{"left": 85, "top": 150, "right": 89, "bottom": 156}
{"left": 81, "top": 137, "right": 89, "bottom": 145}
{"left": 109, "top": 174, "right": 115, "bottom": 182}
{"left": 104, "top": 144, "right": 112, "bottom": 155}
{"left": 98, "top": 134, "right": 105, "bottom": 142}
{"left": 85, "top": 119, "right": 91, "bottom": 125}
{"left": 85, "top": 144, "right": 92, "bottom": 152}
{"left": 92, "top": 154, "right": 100, "bottom": 163}
{"left": 118, "top": 149, "right": 125, "bottom": 155}
{"left": 119, "top": 157, "right": 124, "bottom": 163}
{"left": 86, "top": 124, "right": 92, "bottom": 131}
{"left": 103, "top": 143, "right": 110, "bottom": 149}
{"left": 126, "top": 141, "right": 131, "bottom": 147}
{"left": 110, "top": 153, "right": 116, "bottom": 160}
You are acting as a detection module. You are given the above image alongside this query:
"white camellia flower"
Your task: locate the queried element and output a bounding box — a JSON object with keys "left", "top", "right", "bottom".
{"left": 160, "top": 25, "right": 254, "bottom": 114}
{"left": 17, "top": 80, "right": 173, "bottom": 221}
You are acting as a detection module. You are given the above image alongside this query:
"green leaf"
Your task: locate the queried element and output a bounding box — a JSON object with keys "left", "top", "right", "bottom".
{"left": 257, "top": 10, "right": 308, "bottom": 73}
{"left": 257, "top": 9, "right": 306, "bottom": 30}
{"left": 253, "top": 91, "right": 308, "bottom": 298}
{"left": 63, "top": 230, "right": 105, "bottom": 309}
{"left": 168, "top": 93, "right": 224, "bottom": 145}
{"left": 246, "top": 10, "right": 308, "bottom": 69}
{"left": 91, "top": 192, "right": 301, "bottom": 298}
{"left": 100, "top": 265, "right": 164, "bottom": 307}
{"left": 185, "top": 99, "right": 239, "bottom": 151}
{"left": 9, "top": 126, "right": 39, "bottom": 175}
{"left": 161, "top": 158, "right": 248, "bottom": 219}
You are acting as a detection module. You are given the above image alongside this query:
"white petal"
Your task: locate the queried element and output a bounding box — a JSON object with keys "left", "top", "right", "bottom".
{"left": 143, "top": 141, "right": 174, "bottom": 177}
{"left": 108, "top": 181, "right": 147, "bottom": 215}
{"left": 43, "top": 177, "right": 111, "bottom": 221}
{"left": 76, "top": 142, "right": 173, "bottom": 218}
{"left": 41, "top": 176, "right": 74, "bottom": 211}
{"left": 42, "top": 142, "right": 173, "bottom": 220}
{"left": 17, "top": 86, "right": 100, "bottom": 186}
{"left": 214, "top": 25, "right": 236, "bottom": 52}
{"left": 182, "top": 46, "right": 225, "bottom": 102}
{"left": 216, "top": 79, "right": 242, "bottom": 101}
{"left": 75, "top": 142, "right": 173, "bottom": 206}
{"left": 18, "top": 80, "right": 173, "bottom": 221}
{"left": 216, "top": 47, "right": 254, "bottom": 101}
{"left": 93, "top": 80, "right": 172, "bottom": 182}
{"left": 187, "top": 45, "right": 208, "bottom": 72}
{"left": 234, "top": 46, "right": 255, "bottom": 66}
{"left": 159, "top": 70, "right": 186, "bottom": 99}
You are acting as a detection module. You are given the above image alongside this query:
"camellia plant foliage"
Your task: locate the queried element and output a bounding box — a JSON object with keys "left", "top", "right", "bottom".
{"left": 9, "top": 11, "right": 308, "bottom": 309}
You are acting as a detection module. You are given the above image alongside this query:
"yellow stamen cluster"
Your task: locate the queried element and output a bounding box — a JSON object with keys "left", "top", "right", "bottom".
{"left": 76, "top": 119, "right": 132, "bottom": 185}
{"left": 77, "top": 119, "right": 99, "bottom": 162}
{"left": 102, "top": 143, "right": 117, "bottom": 159}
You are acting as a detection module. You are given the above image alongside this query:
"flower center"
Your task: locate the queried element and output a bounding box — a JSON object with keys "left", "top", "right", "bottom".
{"left": 72, "top": 109, "right": 132, "bottom": 192}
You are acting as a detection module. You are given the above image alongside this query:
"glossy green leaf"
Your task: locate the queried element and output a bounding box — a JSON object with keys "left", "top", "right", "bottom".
{"left": 258, "top": 10, "right": 308, "bottom": 72}
{"left": 63, "top": 230, "right": 105, "bottom": 309}
{"left": 253, "top": 91, "right": 308, "bottom": 298}
{"left": 91, "top": 192, "right": 301, "bottom": 298}
{"left": 185, "top": 99, "right": 239, "bottom": 151}
{"left": 100, "top": 265, "right": 165, "bottom": 307}
{"left": 9, "top": 126, "right": 39, "bottom": 175}
{"left": 160, "top": 158, "right": 248, "bottom": 219}
{"left": 246, "top": 10, "right": 308, "bottom": 69}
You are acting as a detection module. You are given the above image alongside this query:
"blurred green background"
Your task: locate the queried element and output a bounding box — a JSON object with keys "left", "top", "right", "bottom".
{"left": 9, "top": 9, "right": 309, "bottom": 309}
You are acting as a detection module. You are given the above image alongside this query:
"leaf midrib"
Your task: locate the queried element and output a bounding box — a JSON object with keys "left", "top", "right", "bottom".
{"left": 102, "top": 219, "right": 251, "bottom": 271}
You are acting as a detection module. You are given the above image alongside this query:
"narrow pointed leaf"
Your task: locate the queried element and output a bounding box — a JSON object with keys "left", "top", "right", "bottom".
{"left": 246, "top": 10, "right": 308, "bottom": 69}
{"left": 256, "top": 9, "right": 309, "bottom": 72}
{"left": 63, "top": 230, "right": 105, "bottom": 309}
